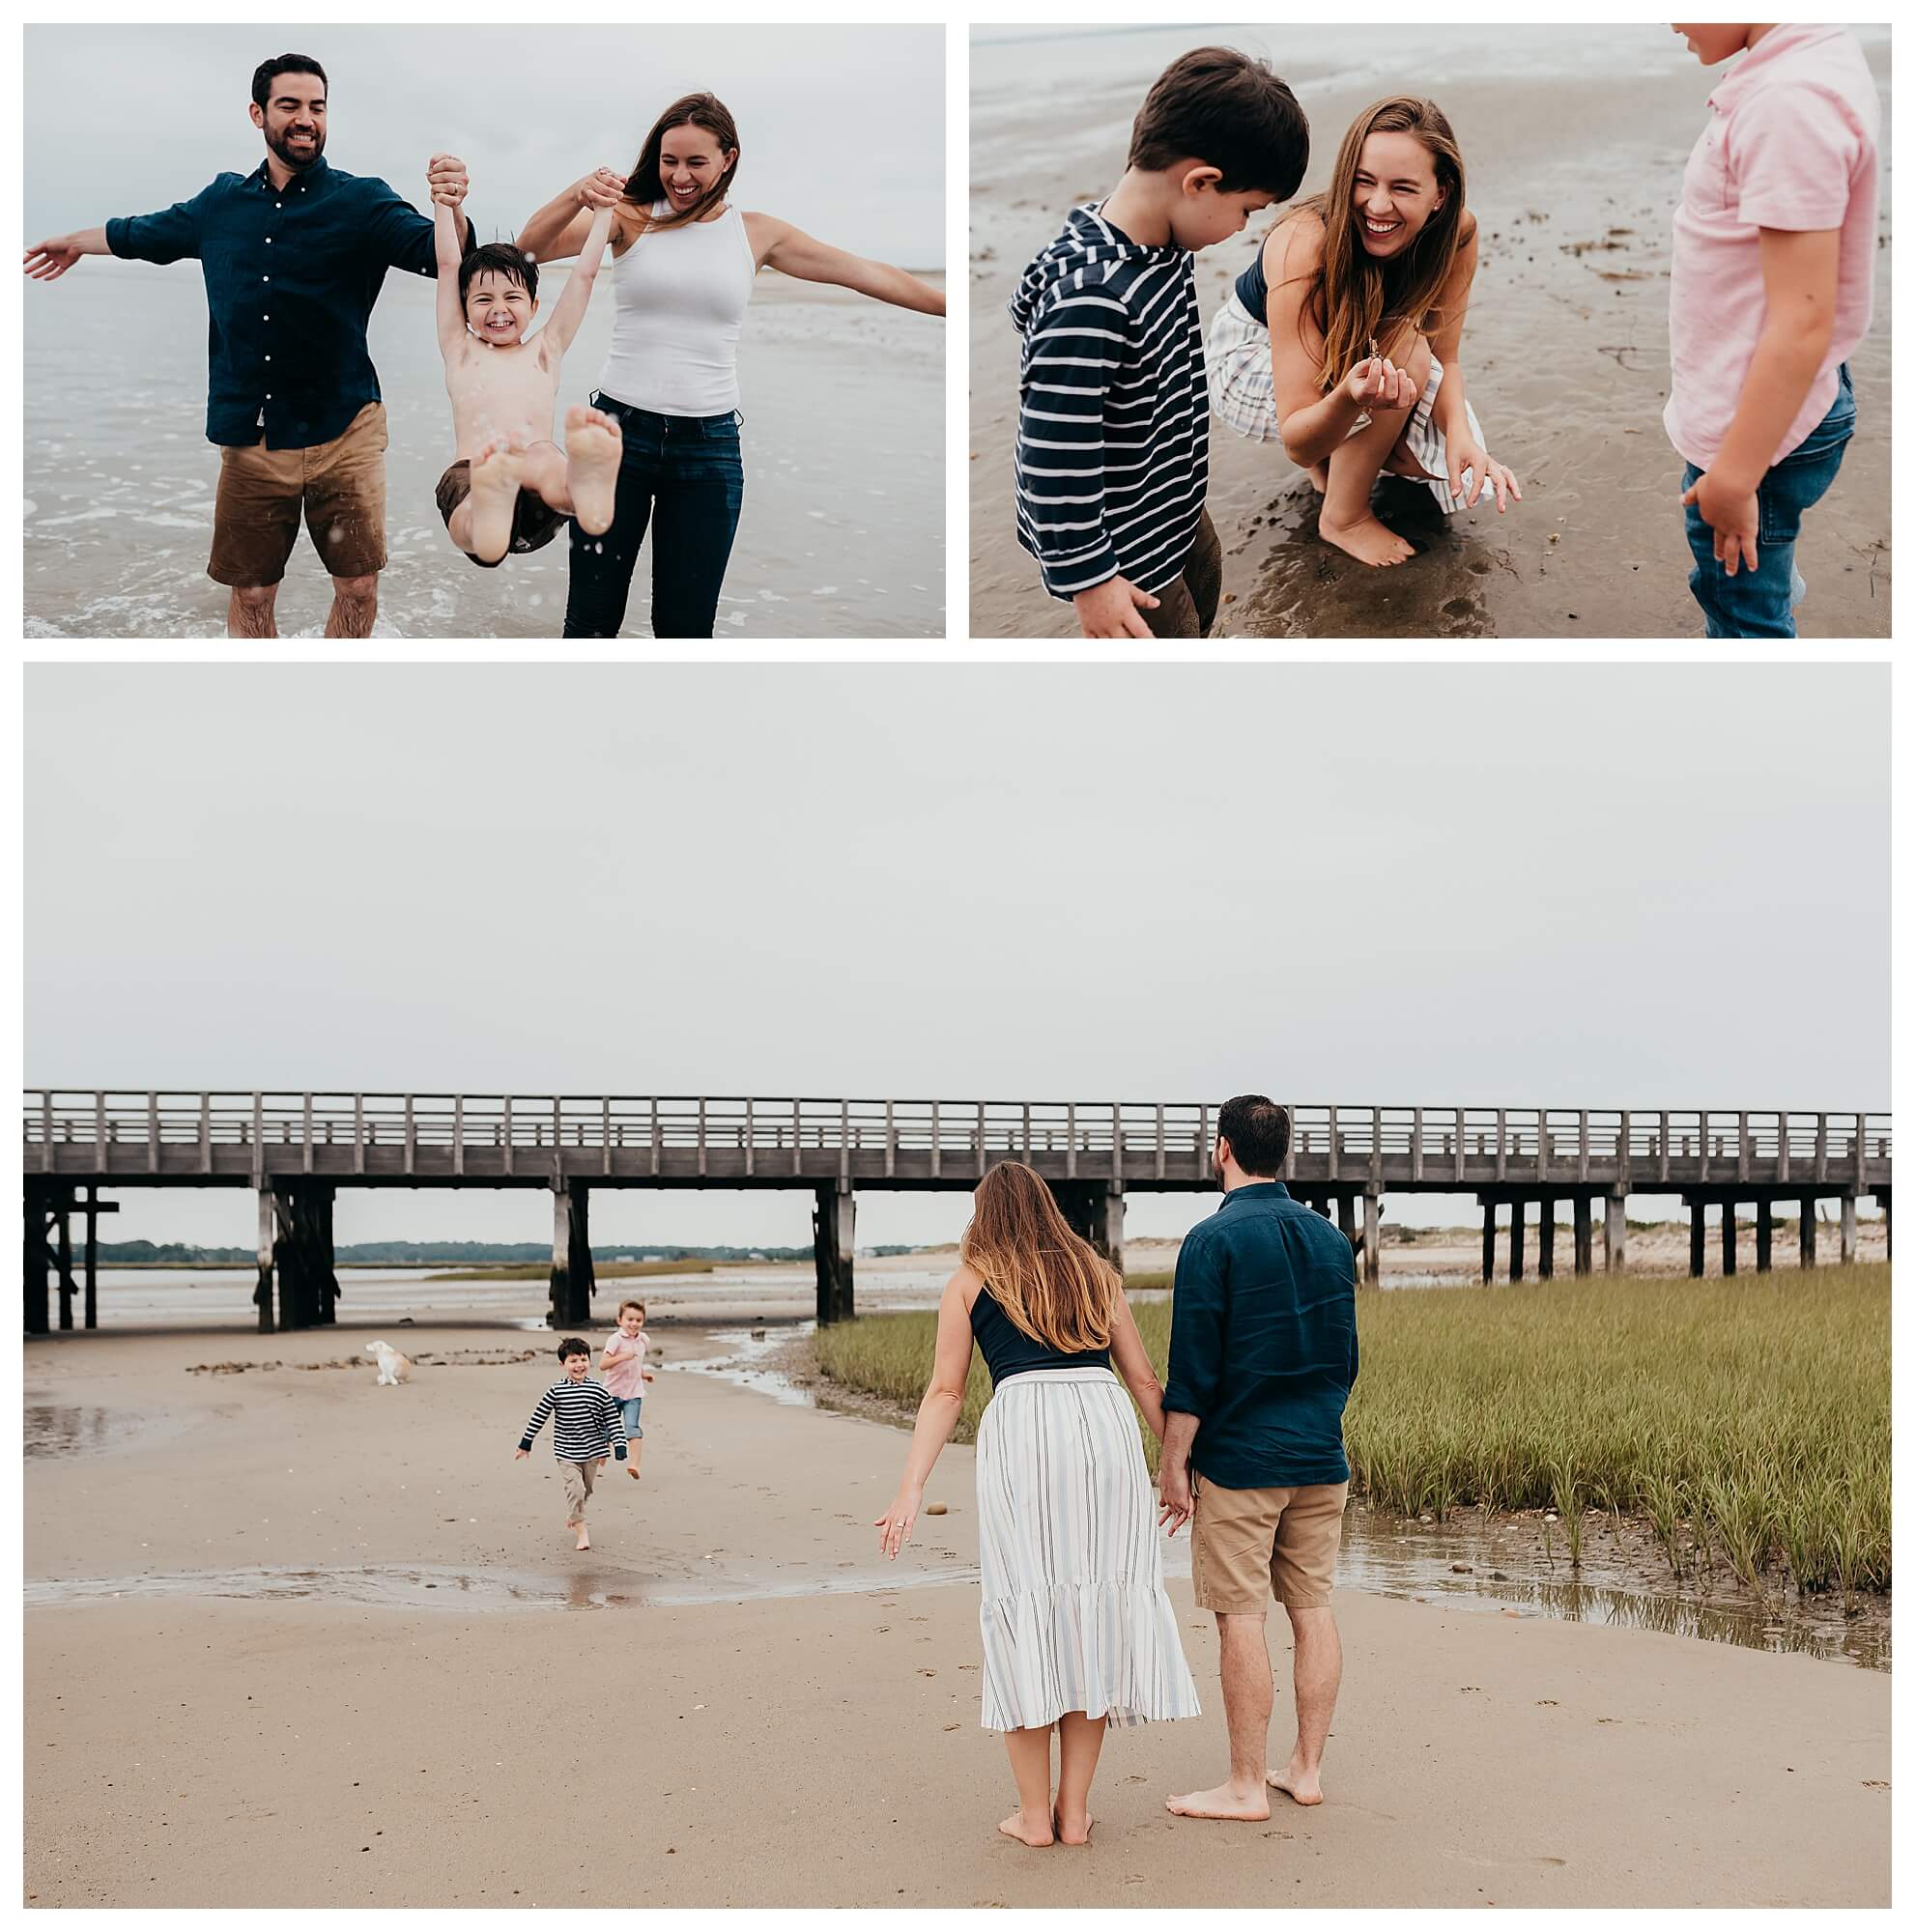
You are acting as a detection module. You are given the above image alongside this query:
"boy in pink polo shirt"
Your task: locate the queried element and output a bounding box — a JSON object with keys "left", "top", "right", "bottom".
{"left": 1666, "top": 24, "right": 1879, "bottom": 638}
{"left": 598, "top": 1298, "right": 656, "bottom": 1477}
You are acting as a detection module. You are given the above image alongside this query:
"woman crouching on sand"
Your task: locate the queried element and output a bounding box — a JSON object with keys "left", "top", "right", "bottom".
{"left": 876, "top": 1161, "right": 1200, "bottom": 1848}
{"left": 1206, "top": 95, "right": 1521, "bottom": 566}
{"left": 517, "top": 93, "right": 945, "bottom": 639}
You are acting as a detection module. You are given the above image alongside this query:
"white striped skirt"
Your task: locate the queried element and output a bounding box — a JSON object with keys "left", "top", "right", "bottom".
{"left": 974, "top": 1367, "right": 1202, "bottom": 1733}
{"left": 1205, "top": 289, "right": 1488, "bottom": 516}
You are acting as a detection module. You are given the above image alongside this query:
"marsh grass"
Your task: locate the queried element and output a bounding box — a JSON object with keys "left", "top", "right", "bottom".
{"left": 811, "top": 1264, "right": 1890, "bottom": 1596}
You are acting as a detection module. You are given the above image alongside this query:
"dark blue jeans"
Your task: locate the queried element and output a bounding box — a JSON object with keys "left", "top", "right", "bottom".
{"left": 563, "top": 395, "right": 745, "bottom": 639}
{"left": 1681, "top": 364, "right": 1855, "bottom": 639}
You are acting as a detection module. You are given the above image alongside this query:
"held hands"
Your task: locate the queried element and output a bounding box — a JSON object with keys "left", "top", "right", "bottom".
{"left": 1444, "top": 432, "right": 1522, "bottom": 515}
{"left": 426, "top": 154, "right": 469, "bottom": 209}
{"left": 1157, "top": 1461, "right": 1193, "bottom": 1537}
{"left": 578, "top": 167, "right": 628, "bottom": 211}
{"left": 22, "top": 239, "right": 82, "bottom": 281}
{"left": 1072, "top": 574, "right": 1160, "bottom": 639}
{"left": 875, "top": 1482, "right": 923, "bottom": 1559}
{"left": 1345, "top": 353, "right": 1420, "bottom": 413}
{"left": 1681, "top": 469, "right": 1760, "bottom": 577}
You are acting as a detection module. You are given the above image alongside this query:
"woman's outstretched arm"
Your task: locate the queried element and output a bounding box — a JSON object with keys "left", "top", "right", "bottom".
{"left": 748, "top": 215, "right": 945, "bottom": 315}
{"left": 875, "top": 1268, "right": 978, "bottom": 1556}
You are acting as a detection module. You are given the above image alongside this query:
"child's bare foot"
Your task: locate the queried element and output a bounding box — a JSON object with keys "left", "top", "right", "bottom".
{"left": 1268, "top": 1766, "right": 1325, "bottom": 1806}
{"left": 1165, "top": 1779, "right": 1271, "bottom": 1822}
{"left": 571, "top": 1523, "right": 590, "bottom": 1549}
{"left": 627, "top": 1463, "right": 642, "bottom": 1480}
{"left": 565, "top": 405, "right": 622, "bottom": 535}
{"left": 997, "top": 1809, "right": 1054, "bottom": 1848}
{"left": 467, "top": 435, "right": 525, "bottom": 561}
{"left": 1318, "top": 511, "right": 1415, "bottom": 566}
{"left": 1052, "top": 1806, "right": 1094, "bottom": 1846}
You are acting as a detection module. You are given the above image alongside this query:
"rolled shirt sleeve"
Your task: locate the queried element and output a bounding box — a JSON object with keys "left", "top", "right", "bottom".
{"left": 360, "top": 177, "right": 469, "bottom": 278}
{"left": 106, "top": 187, "right": 212, "bottom": 265}
{"left": 1162, "top": 1226, "right": 1226, "bottom": 1420}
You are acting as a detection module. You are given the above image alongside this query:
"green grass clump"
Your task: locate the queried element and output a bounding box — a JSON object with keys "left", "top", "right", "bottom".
{"left": 811, "top": 1265, "right": 1890, "bottom": 1598}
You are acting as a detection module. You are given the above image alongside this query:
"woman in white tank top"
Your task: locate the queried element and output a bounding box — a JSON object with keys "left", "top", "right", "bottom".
{"left": 516, "top": 92, "right": 944, "bottom": 639}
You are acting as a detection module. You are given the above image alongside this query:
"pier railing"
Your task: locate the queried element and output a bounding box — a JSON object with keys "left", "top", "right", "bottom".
{"left": 20, "top": 1094, "right": 1892, "bottom": 1193}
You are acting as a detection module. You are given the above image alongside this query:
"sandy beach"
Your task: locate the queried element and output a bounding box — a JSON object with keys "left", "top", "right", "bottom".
{"left": 969, "top": 24, "right": 1892, "bottom": 639}
{"left": 24, "top": 1293, "right": 1890, "bottom": 1907}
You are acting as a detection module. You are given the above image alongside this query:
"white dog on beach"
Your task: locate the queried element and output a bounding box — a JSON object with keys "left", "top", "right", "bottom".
{"left": 365, "top": 1340, "right": 414, "bottom": 1386}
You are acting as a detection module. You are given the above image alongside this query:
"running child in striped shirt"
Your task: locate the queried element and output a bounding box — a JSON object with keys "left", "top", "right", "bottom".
{"left": 1010, "top": 48, "right": 1309, "bottom": 639}
{"left": 515, "top": 1337, "right": 628, "bottom": 1550}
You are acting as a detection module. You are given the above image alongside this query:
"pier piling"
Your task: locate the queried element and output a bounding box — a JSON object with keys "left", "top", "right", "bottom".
{"left": 1756, "top": 1198, "right": 1773, "bottom": 1273}
{"left": 1573, "top": 1196, "right": 1593, "bottom": 1276}
{"left": 1800, "top": 1199, "right": 1817, "bottom": 1268}
{"left": 1722, "top": 1204, "right": 1738, "bottom": 1278}
{"left": 1509, "top": 1202, "right": 1527, "bottom": 1283}
{"left": 270, "top": 1181, "right": 339, "bottom": 1331}
{"left": 549, "top": 1182, "right": 594, "bottom": 1329}
{"left": 1538, "top": 1196, "right": 1557, "bottom": 1281}
{"left": 814, "top": 1182, "right": 856, "bottom": 1325}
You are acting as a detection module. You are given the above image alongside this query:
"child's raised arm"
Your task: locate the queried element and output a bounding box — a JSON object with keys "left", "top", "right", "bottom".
{"left": 435, "top": 188, "right": 469, "bottom": 360}
{"left": 538, "top": 201, "right": 615, "bottom": 360}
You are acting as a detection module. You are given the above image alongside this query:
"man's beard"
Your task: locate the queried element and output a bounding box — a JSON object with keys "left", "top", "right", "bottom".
{"left": 267, "top": 125, "right": 325, "bottom": 170}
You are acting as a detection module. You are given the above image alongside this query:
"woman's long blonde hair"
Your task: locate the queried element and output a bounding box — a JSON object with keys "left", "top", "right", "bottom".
{"left": 1285, "top": 95, "right": 1467, "bottom": 394}
{"left": 960, "top": 1161, "right": 1122, "bottom": 1354}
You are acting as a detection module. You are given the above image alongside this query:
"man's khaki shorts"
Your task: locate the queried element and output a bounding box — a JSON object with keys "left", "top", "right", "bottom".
{"left": 558, "top": 1457, "right": 600, "bottom": 1524}
{"left": 1190, "top": 1476, "right": 1350, "bottom": 1613}
{"left": 209, "top": 400, "right": 388, "bottom": 587}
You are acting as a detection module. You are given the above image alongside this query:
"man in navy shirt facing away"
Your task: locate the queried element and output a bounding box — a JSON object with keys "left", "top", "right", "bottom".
{"left": 23, "top": 53, "right": 475, "bottom": 639}
{"left": 1158, "top": 1094, "right": 1359, "bottom": 1825}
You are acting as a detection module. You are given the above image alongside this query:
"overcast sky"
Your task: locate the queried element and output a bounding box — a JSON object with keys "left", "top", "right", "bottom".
{"left": 25, "top": 664, "right": 1889, "bottom": 1251}
{"left": 24, "top": 24, "right": 944, "bottom": 267}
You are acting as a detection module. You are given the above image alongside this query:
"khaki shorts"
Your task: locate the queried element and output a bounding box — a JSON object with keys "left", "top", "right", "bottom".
{"left": 558, "top": 1458, "right": 601, "bottom": 1524}
{"left": 1190, "top": 1476, "right": 1350, "bottom": 1613}
{"left": 209, "top": 400, "right": 388, "bottom": 587}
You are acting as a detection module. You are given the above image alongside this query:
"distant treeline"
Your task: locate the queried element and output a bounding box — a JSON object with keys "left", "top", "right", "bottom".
{"left": 99, "top": 1239, "right": 828, "bottom": 1265}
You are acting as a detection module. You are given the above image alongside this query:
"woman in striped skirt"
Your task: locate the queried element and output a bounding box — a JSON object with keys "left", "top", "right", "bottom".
{"left": 1205, "top": 95, "right": 1522, "bottom": 568}
{"left": 875, "top": 1161, "right": 1200, "bottom": 1848}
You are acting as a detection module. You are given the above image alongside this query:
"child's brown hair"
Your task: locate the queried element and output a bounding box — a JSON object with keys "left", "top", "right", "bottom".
{"left": 617, "top": 1298, "right": 646, "bottom": 1319}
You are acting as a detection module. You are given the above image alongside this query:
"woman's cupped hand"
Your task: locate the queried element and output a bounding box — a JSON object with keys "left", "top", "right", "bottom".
{"left": 578, "top": 167, "right": 628, "bottom": 210}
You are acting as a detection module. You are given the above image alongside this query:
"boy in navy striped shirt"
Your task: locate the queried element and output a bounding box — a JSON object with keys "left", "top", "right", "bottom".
{"left": 515, "top": 1337, "right": 628, "bottom": 1550}
{"left": 1010, "top": 48, "right": 1308, "bottom": 639}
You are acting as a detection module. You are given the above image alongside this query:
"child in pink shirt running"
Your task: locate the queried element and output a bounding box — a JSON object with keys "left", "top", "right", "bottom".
{"left": 1666, "top": 24, "right": 1879, "bottom": 638}
{"left": 599, "top": 1298, "right": 656, "bottom": 1478}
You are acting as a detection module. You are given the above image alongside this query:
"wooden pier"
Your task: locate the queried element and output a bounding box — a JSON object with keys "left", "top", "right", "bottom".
{"left": 22, "top": 1094, "right": 1892, "bottom": 1332}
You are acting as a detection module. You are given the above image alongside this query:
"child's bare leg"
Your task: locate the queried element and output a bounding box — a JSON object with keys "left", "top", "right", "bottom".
{"left": 627, "top": 1437, "right": 643, "bottom": 1479}
{"left": 564, "top": 405, "right": 622, "bottom": 535}
{"left": 463, "top": 435, "right": 525, "bottom": 562}
{"left": 1319, "top": 335, "right": 1432, "bottom": 567}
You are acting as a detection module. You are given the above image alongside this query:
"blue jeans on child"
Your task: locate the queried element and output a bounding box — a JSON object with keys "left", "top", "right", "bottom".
{"left": 618, "top": 1396, "right": 643, "bottom": 1441}
{"left": 1681, "top": 364, "right": 1855, "bottom": 639}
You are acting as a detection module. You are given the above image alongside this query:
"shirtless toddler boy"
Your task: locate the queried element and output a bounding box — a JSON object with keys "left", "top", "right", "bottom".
{"left": 430, "top": 156, "right": 621, "bottom": 565}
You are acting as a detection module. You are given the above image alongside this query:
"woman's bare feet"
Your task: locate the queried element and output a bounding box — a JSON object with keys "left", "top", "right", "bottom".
{"left": 565, "top": 405, "right": 622, "bottom": 535}
{"left": 1268, "top": 1766, "right": 1325, "bottom": 1806}
{"left": 1052, "top": 1806, "right": 1094, "bottom": 1846}
{"left": 1165, "top": 1780, "right": 1271, "bottom": 1822}
{"left": 1317, "top": 510, "right": 1415, "bottom": 566}
{"left": 467, "top": 435, "right": 525, "bottom": 562}
{"left": 997, "top": 1809, "right": 1055, "bottom": 1848}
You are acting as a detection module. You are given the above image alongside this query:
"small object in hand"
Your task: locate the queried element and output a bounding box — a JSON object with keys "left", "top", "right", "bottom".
{"left": 1367, "top": 335, "right": 1380, "bottom": 362}
{"left": 925, "top": 1502, "right": 949, "bottom": 1517}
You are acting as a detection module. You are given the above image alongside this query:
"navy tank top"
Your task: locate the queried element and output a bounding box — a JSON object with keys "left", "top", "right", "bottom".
{"left": 968, "top": 1279, "right": 1111, "bottom": 1389}
{"left": 1234, "top": 244, "right": 1270, "bottom": 326}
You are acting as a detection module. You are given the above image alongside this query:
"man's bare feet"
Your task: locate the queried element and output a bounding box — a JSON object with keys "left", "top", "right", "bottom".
{"left": 1052, "top": 1807, "right": 1094, "bottom": 1846}
{"left": 1165, "top": 1781, "right": 1272, "bottom": 1822}
{"left": 1268, "top": 1767, "right": 1325, "bottom": 1806}
{"left": 468, "top": 435, "right": 526, "bottom": 561}
{"left": 997, "top": 1809, "right": 1055, "bottom": 1848}
{"left": 1318, "top": 511, "right": 1415, "bottom": 566}
{"left": 565, "top": 405, "right": 622, "bottom": 535}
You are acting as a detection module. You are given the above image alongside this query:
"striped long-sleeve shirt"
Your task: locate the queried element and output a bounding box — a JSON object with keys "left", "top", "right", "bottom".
{"left": 519, "top": 1378, "right": 628, "bottom": 1463}
{"left": 1009, "top": 203, "right": 1208, "bottom": 601}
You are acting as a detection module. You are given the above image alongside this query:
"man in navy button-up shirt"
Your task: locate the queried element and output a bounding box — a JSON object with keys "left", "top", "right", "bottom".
{"left": 1159, "top": 1094, "right": 1360, "bottom": 1829}
{"left": 23, "top": 53, "right": 474, "bottom": 638}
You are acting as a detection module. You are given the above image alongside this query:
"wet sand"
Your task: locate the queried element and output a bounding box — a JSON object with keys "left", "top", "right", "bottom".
{"left": 969, "top": 27, "right": 1892, "bottom": 639}
{"left": 24, "top": 1311, "right": 1889, "bottom": 1906}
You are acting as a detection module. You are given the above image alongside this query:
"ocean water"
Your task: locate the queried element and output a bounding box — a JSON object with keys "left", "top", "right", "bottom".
{"left": 23, "top": 267, "right": 945, "bottom": 639}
